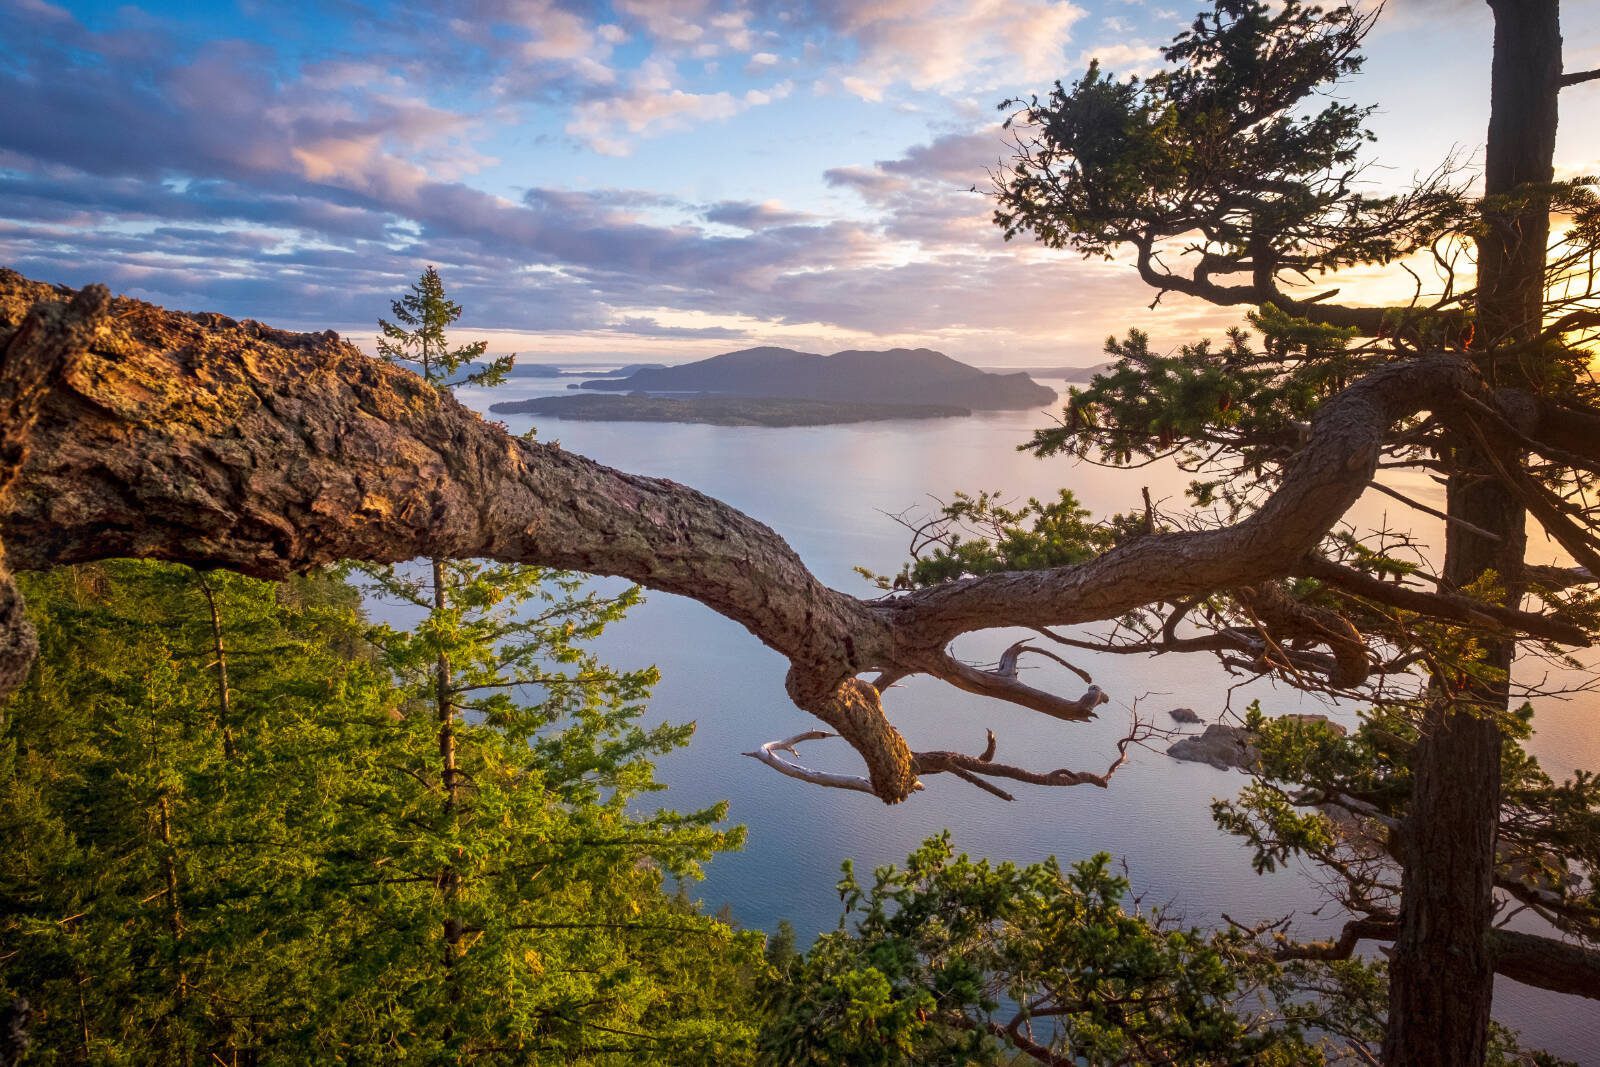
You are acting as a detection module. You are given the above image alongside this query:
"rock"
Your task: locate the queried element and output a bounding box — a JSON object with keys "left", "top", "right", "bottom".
{"left": 1166, "top": 713, "right": 1346, "bottom": 772}
{"left": 1167, "top": 724, "right": 1260, "bottom": 771}
{"left": 1168, "top": 707, "right": 1203, "bottom": 724}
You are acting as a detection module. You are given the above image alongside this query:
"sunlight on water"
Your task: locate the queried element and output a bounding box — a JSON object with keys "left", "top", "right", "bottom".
{"left": 456, "top": 377, "right": 1600, "bottom": 1059}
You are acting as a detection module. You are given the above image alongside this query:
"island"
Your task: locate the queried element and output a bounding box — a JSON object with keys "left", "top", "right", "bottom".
{"left": 989, "top": 362, "right": 1113, "bottom": 381}
{"left": 487, "top": 393, "right": 971, "bottom": 427}
{"left": 573, "top": 346, "right": 1056, "bottom": 410}
{"left": 497, "top": 361, "right": 668, "bottom": 379}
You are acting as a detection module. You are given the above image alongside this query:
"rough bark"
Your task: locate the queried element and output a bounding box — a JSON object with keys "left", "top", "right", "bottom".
{"left": 0, "top": 269, "right": 1586, "bottom": 807}
{"left": 1277, "top": 918, "right": 1600, "bottom": 1001}
{"left": 0, "top": 283, "right": 109, "bottom": 698}
{"left": 1489, "top": 928, "right": 1600, "bottom": 1001}
{"left": 1382, "top": 4, "right": 1561, "bottom": 1064}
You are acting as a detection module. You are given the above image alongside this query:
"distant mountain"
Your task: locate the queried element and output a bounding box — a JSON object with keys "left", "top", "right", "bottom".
{"left": 506, "top": 363, "right": 567, "bottom": 378}
{"left": 575, "top": 346, "right": 1055, "bottom": 410}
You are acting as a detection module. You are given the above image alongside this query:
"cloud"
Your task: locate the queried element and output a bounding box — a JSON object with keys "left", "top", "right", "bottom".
{"left": 611, "top": 0, "right": 768, "bottom": 55}
{"left": 0, "top": 9, "right": 486, "bottom": 205}
{"left": 814, "top": 0, "right": 1087, "bottom": 100}
{"left": 565, "top": 60, "right": 793, "bottom": 155}
{"left": 608, "top": 315, "right": 748, "bottom": 338}
{"left": 878, "top": 128, "right": 1009, "bottom": 182}
{"left": 435, "top": 0, "right": 623, "bottom": 93}
{"left": 703, "top": 200, "right": 819, "bottom": 229}
{"left": 1073, "top": 41, "right": 1164, "bottom": 78}
{"left": 0, "top": 0, "right": 1244, "bottom": 365}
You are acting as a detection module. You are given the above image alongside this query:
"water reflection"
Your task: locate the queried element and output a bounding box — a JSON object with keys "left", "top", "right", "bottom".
{"left": 456, "top": 377, "right": 1600, "bottom": 1058}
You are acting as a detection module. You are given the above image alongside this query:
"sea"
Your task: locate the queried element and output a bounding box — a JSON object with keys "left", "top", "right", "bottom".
{"left": 449, "top": 372, "right": 1600, "bottom": 1062}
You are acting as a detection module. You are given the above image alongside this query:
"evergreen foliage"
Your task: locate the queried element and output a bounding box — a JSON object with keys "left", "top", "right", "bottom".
{"left": 886, "top": 0, "right": 1600, "bottom": 1058}
{"left": 377, "top": 265, "right": 512, "bottom": 388}
{"left": 354, "top": 265, "right": 758, "bottom": 1059}
{"left": 761, "top": 833, "right": 1361, "bottom": 1065}
{"left": 1213, "top": 699, "right": 1600, "bottom": 958}
{"left": 993, "top": 1, "right": 1463, "bottom": 290}
{"left": 0, "top": 561, "right": 763, "bottom": 1064}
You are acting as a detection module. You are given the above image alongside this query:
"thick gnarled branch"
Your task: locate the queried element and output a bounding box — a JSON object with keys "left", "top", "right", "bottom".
{"left": 0, "top": 272, "right": 1592, "bottom": 804}
{"left": 1243, "top": 914, "right": 1600, "bottom": 1002}
{"left": 0, "top": 282, "right": 111, "bottom": 696}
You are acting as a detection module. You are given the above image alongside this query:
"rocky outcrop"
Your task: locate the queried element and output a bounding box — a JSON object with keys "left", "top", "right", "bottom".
{"left": 1167, "top": 724, "right": 1261, "bottom": 771}
{"left": 1166, "top": 714, "right": 1346, "bottom": 771}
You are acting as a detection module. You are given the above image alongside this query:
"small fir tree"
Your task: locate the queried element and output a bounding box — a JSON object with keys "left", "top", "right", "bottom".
{"left": 376, "top": 265, "right": 512, "bottom": 388}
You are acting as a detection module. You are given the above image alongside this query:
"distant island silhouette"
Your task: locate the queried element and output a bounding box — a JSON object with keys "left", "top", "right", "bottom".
{"left": 487, "top": 394, "right": 970, "bottom": 427}
{"left": 568, "top": 346, "right": 1057, "bottom": 410}
{"left": 504, "top": 361, "right": 666, "bottom": 379}
{"left": 989, "top": 363, "right": 1113, "bottom": 381}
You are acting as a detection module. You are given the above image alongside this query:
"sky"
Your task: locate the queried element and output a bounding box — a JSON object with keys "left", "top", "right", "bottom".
{"left": 2, "top": 0, "right": 1597, "bottom": 367}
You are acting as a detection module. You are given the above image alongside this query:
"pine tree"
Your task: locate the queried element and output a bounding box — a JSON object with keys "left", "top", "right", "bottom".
{"left": 376, "top": 265, "right": 512, "bottom": 389}
{"left": 349, "top": 268, "right": 759, "bottom": 1060}
{"left": 0, "top": 562, "right": 397, "bottom": 1063}
{"left": 0, "top": 560, "right": 766, "bottom": 1063}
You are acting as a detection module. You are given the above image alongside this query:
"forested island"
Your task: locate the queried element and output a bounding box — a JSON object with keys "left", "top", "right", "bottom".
{"left": 504, "top": 361, "right": 666, "bottom": 379}
{"left": 573, "top": 345, "right": 1056, "bottom": 410}
{"left": 489, "top": 393, "right": 971, "bottom": 426}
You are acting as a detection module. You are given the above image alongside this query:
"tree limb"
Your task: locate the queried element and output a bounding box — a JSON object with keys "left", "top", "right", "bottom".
{"left": 1488, "top": 927, "right": 1600, "bottom": 1000}
{"left": 1251, "top": 914, "right": 1600, "bottom": 1001}
{"left": 1295, "top": 555, "right": 1589, "bottom": 646}
{"left": 0, "top": 272, "right": 1591, "bottom": 803}
{"left": 742, "top": 732, "right": 883, "bottom": 796}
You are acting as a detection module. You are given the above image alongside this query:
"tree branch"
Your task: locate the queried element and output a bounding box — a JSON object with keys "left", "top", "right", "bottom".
{"left": 742, "top": 732, "right": 883, "bottom": 796}
{"left": 1, "top": 272, "right": 1591, "bottom": 804}
{"left": 913, "top": 718, "right": 1157, "bottom": 798}
{"left": 1240, "top": 913, "right": 1600, "bottom": 1001}
{"left": 0, "top": 281, "right": 111, "bottom": 696}
{"left": 1488, "top": 927, "right": 1600, "bottom": 1000}
{"left": 1295, "top": 555, "right": 1589, "bottom": 646}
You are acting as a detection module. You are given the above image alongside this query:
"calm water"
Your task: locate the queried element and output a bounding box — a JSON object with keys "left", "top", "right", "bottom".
{"left": 455, "top": 377, "right": 1600, "bottom": 1061}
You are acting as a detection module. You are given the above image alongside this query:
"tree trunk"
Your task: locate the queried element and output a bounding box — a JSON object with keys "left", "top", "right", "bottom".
{"left": 156, "top": 791, "right": 192, "bottom": 1067}
{"left": 1382, "top": 3, "right": 1560, "bottom": 1064}
{"left": 430, "top": 557, "right": 464, "bottom": 1017}
{"left": 195, "top": 573, "right": 237, "bottom": 762}
{"left": 433, "top": 557, "right": 457, "bottom": 815}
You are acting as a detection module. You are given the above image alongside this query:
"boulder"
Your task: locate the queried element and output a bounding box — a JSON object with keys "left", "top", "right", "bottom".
{"left": 1166, "top": 714, "right": 1346, "bottom": 771}
{"left": 1167, "top": 724, "right": 1259, "bottom": 771}
{"left": 1168, "top": 707, "right": 1203, "bottom": 724}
